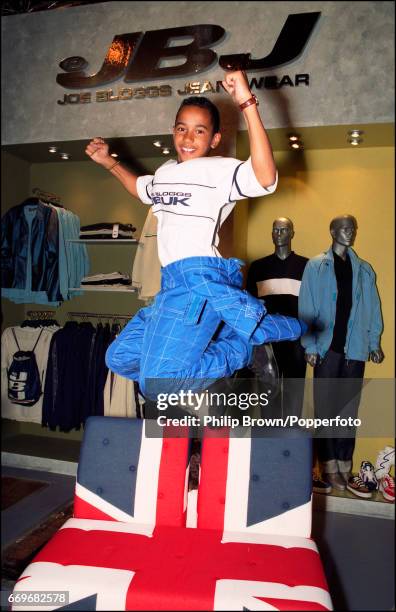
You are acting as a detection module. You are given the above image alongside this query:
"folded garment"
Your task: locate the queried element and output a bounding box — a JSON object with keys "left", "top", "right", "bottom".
{"left": 80, "top": 233, "right": 135, "bottom": 240}
{"left": 81, "top": 272, "right": 131, "bottom": 285}
{"left": 80, "top": 222, "right": 136, "bottom": 239}
{"left": 80, "top": 282, "right": 133, "bottom": 289}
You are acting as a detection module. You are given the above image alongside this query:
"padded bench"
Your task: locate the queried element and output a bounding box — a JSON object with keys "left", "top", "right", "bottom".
{"left": 11, "top": 417, "right": 332, "bottom": 611}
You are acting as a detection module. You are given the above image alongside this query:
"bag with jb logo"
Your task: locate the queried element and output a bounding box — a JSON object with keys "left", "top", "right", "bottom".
{"left": 7, "top": 328, "right": 43, "bottom": 406}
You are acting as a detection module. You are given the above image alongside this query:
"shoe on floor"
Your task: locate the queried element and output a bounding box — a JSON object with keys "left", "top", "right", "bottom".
{"left": 375, "top": 446, "right": 395, "bottom": 480}
{"left": 359, "top": 460, "right": 378, "bottom": 491}
{"left": 312, "top": 468, "right": 332, "bottom": 494}
{"left": 379, "top": 474, "right": 395, "bottom": 502}
{"left": 324, "top": 472, "right": 346, "bottom": 491}
{"left": 346, "top": 475, "right": 372, "bottom": 498}
{"left": 340, "top": 471, "right": 351, "bottom": 484}
{"left": 313, "top": 478, "right": 332, "bottom": 494}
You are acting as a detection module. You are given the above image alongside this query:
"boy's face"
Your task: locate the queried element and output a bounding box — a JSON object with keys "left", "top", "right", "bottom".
{"left": 173, "top": 105, "right": 221, "bottom": 162}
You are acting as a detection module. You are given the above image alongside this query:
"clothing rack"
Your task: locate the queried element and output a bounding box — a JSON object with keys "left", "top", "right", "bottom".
{"left": 26, "top": 310, "right": 57, "bottom": 320}
{"left": 68, "top": 311, "right": 132, "bottom": 321}
{"left": 32, "top": 187, "right": 62, "bottom": 205}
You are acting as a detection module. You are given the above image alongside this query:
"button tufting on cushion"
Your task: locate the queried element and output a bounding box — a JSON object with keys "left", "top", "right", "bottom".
{"left": 129, "top": 465, "right": 136, "bottom": 472}
{"left": 96, "top": 487, "right": 103, "bottom": 494}
{"left": 283, "top": 449, "right": 290, "bottom": 457}
{"left": 102, "top": 438, "right": 109, "bottom": 445}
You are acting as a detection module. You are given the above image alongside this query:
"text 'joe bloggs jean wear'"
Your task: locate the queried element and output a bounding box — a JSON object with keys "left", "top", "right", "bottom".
{"left": 106, "top": 257, "right": 305, "bottom": 397}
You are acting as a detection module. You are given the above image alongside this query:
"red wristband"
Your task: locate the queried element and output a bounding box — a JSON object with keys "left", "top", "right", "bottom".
{"left": 239, "top": 94, "right": 259, "bottom": 111}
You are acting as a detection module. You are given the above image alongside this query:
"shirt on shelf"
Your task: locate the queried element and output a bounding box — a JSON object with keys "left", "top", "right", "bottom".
{"left": 80, "top": 272, "right": 132, "bottom": 287}
{"left": 79, "top": 222, "right": 136, "bottom": 240}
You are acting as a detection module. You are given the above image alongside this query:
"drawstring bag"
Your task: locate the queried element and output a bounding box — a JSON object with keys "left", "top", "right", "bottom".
{"left": 7, "top": 328, "right": 43, "bottom": 406}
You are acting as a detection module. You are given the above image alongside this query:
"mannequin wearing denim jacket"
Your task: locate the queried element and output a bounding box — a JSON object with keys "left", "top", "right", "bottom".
{"left": 299, "top": 215, "right": 384, "bottom": 490}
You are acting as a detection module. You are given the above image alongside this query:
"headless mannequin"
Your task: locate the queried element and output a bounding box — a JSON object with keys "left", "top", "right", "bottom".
{"left": 305, "top": 216, "right": 384, "bottom": 367}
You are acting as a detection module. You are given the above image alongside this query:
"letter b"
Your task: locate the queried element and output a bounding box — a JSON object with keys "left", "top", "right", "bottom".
{"left": 125, "top": 25, "right": 225, "bottom": 81}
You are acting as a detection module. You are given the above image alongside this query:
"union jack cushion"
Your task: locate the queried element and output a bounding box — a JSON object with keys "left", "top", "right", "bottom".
{"left": 73, "top": 417, "right": 190, "bottom": 527}
{"left": 13, "top": 521, "right": 332, "bottom": 610}
{"left": 197, "top": 426, "right": 313, "bottom": 538}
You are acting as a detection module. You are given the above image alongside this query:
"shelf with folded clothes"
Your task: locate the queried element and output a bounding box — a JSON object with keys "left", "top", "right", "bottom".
{"left": 69, "top": 271, "right": 136, "bottom": 292}
{"left": 69, "top": 286, "right": 137, "bottom": 292}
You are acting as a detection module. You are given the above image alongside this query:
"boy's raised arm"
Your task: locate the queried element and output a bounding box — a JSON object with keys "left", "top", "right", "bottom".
{"left": 222, "top": 71, "right": 277, "bottom": 189}
{"left": 85, "top": 137, "right": 140, "bottom": 199}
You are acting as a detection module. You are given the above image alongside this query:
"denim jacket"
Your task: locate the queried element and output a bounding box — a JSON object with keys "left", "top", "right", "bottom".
{"left": 298, "top": 247, "right": 383, "bottom": 361}
{"left": 1, "top": 199, "right": 61, "bottom": 303}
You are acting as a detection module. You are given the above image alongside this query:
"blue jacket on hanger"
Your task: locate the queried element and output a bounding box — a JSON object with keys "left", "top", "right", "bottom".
{"left": 1, "top": 198, "right": 61, "bottom": 303}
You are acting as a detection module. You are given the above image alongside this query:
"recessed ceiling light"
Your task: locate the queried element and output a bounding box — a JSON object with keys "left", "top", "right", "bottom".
{"left": 348, "top": 130, "right": 364, "bottom": 139}
{"left": 288, "top": 134, "right": 300, "bottom": 142}
{"left": 290, "top": 142, "right": 301, "bottom": 149}
{"left": 110, "top": 153, "right": 118, "bottom": 158}
{"left": 153, "top": 140, "right": 163, "bottom": 148}
{"left": 49, "top": 146, "right": 58, "bottom": 153}
{"left": 60, "top": 152, "right": 70, "bottom": 160}
{"left": 162, "top": 147, "right": 170, "bottom": 155}
{"left": 348, "top": 138, "right": 362, "bottom": 146}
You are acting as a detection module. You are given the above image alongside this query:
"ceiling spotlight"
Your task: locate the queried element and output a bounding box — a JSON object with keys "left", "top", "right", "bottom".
{"left": 153, "top": 140, "right": 163, "bottom": 148}
{"left": 348, "top": 138, "right": 362, "bottom": 146}
{"left": 48, "top": 146, "right": 58, "bottom": 153}
{"left": 348, "top": 130, "right": 364, "bottom": 139}
{"left": 161, "top": 147, "right": 170, "bottom": 155}
{"left": 290, "top": 142, "right": 301, "bottom": 149}
{"left": 60, "top": 152, "right": 70, "bottom": 160}
{"left": 110, "top": 153, "right": 118, "bottom": 158}
{"left": 288, "top": 134, "right": 300, "bottom": 142}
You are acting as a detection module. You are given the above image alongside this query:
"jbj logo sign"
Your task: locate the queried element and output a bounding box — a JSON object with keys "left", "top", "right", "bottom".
{"left": 57, "top": 11, "right": 320, "bottom": 104}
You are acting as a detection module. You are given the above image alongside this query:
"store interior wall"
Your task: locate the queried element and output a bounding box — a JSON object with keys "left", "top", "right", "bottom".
{"left": 1, "top": 138, "right": 394, "bottom": 462}
{"left": 1, "top": 146, "right": 234, "bottom": 440}
{"left": 235, "top": 137, "right": 395, "bottom": 470}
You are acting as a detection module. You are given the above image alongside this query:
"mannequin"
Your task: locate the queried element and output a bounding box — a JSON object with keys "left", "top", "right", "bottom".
{"left": 299, "top": 214, "right": 384, "bottom": 493}
{"left": 246, "top": 218, "right": 308, "bottom": 418}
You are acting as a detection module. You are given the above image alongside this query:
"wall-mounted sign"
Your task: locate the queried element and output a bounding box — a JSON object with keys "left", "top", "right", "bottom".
{"left": 57, "top": 74, "right": 310, "bottom": 105}
{"left": 57, "top": 12, "right": 320, "bottom": 89}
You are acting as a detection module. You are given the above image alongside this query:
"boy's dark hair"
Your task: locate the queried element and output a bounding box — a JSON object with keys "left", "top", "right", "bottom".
{"left": 176, "top": 97, "right": 220, "bottom": 134}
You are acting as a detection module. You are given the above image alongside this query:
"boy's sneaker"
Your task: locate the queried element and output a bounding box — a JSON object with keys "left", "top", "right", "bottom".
{"left": 347, "top": 475, "right": 372, "bottom": 498}
{"left": 359, "top": 460, "right": 378, "bottom": 491}
{"left": 378, "top": 474, "right": 395, "bottom": 502}
{"left": 375, "top": 446, "right": 395, "bottom": 480}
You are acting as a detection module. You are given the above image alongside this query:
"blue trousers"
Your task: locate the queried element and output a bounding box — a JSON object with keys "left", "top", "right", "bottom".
{"left": 106, "top": 257, "right": 304, "bottom": 397}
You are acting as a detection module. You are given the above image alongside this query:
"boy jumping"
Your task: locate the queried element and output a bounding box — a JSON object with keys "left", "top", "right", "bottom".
{"left": 85, "top": 70, "right": 305, "bottom": 399}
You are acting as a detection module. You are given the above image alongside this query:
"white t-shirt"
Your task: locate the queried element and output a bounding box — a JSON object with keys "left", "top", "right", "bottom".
{"left": 136, "top": 156, "right": 278, "bottom": 267}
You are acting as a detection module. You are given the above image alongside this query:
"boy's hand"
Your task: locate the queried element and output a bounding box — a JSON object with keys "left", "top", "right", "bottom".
{"left": 222, "top": 70, "right": 252, "bottom": 106}
{"left": 85, "top": 137, "right": 113, "bottom": 168}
